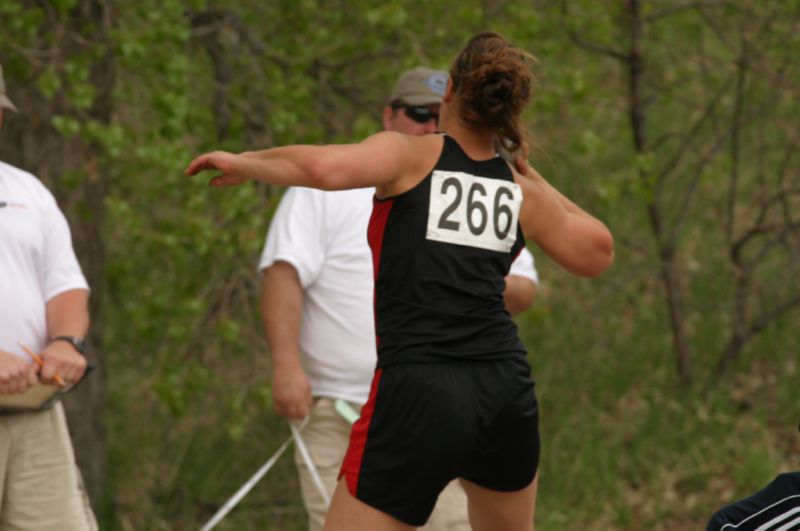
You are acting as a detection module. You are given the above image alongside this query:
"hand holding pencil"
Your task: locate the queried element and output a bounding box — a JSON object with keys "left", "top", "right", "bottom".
{"left": 18, "top": 341, "right": 68, "bottom": 387}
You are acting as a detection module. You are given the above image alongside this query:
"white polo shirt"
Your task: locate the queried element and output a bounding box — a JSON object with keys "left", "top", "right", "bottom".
{"left": 259, "top": 186, "right": 539, "bottom": 405}
{"left": 260, "top": 187, "right": 377, "bottom": 404}
{"left": 0, "top": 161, "right": 89, "bottom": 359}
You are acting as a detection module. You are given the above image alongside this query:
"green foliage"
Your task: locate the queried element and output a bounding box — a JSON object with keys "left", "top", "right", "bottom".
{"left": 2, "top": 0, "right": 799, "bottom": 529}
{"left": 2, "top": 2, "right": 42, "bottom": 40}
{"left": 36, "top": 68, "right": 61, "bottom": 99}
{"left": 51, "top": 114, "right": 82, "bottom": 137}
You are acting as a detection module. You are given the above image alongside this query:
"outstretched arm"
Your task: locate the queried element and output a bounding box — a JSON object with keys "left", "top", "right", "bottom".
{"left": 186, "top": 132, "right": 426, "bottom": 192}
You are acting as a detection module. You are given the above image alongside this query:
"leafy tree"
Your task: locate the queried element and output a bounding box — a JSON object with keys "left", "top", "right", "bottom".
{"left": 2, "top": 1, "right": 797, "bottom": 528}
{"left": 559, "top": 0, "right": 800, "bottom": 390}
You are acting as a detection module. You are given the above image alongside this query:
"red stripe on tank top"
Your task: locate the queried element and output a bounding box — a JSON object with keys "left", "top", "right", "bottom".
{"left": 337, "top": 198, "right": 392, "bottom": 495}
{"left": 339, "top": 367, "right": 383, "bottom": 496}
{"left": 367, "top": 197, "right": 394, "bottom": 348}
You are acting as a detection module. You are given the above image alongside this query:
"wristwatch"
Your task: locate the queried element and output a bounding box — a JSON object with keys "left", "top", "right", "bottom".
{"left": 53, "top": 335, "right": 87, "bottom": 355}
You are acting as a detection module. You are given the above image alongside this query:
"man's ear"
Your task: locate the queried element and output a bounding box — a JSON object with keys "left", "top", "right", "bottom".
{"left": 381, "top": 106, "right": 395, "bottom": 131}
{"left": 443, "top": 78, "right": 454, "bottom": 103}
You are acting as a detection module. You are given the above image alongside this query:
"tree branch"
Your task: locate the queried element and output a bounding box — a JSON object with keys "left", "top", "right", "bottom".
{"left": 654, "top": 75, "right": 734, "bottom": 190}
{"left": 725, "top": 39, "right": 748, "bottom": 245}
{"left": 645, "top": 0, "right": 735, "bottom": 23}
{"left": 559, "top": 0, "right": 630, "bottom": 63}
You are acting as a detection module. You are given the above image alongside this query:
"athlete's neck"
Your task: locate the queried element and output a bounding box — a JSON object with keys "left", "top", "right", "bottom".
{"left": 441, "top": 124, "right": 495, "bottom": 161}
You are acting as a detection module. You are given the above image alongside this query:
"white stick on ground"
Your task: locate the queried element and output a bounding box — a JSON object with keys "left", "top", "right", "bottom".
{"left": 199, "top": 434, "right": 294, "bottom": 531}
{"left": 290, "top": 421, "right": 332, "bottom": 507}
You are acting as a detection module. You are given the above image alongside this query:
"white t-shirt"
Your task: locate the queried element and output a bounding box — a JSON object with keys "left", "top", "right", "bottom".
{"left": 259, "top": 187, "right": 539, "bottom": 404}
{"left": 0, "top": 161, "right": 89, "bottom": 360}
{"left": 509, "top": 238, "right": 539, "bottom": 284}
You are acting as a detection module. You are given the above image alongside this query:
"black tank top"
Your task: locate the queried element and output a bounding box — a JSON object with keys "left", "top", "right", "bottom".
{"left": 368, "top": 134, "right": 527, "bottom": 367}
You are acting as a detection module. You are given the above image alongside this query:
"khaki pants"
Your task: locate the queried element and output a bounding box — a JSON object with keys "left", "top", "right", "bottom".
{"left": 295, "top": 398, "right": 470, "bottom": 531}
{"left": 0, "top": 403, "right": 98, "bottom": 531}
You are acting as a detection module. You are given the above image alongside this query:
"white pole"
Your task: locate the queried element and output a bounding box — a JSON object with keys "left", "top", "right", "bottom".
{"left": 290, "top": 421, "right": 332, "bottom": 507}
{"left": 199, "top": 434, "right": 293, "bottom": 531}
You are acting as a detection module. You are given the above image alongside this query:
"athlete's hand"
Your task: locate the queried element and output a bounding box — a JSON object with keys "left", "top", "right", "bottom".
{"left": 40, "top": 340, "right": 87, "bottom": 386}
{"left": 513, "top": 141, "right": 533, "bottom": 178}
{"left": 271, "top": 361, "right": 312, "bottom": 420}
{"left": 185, "top": 151, "right": 249, "bottom": 187}
{"left": 0, "top": 350, "right": 39, "bottom": 395}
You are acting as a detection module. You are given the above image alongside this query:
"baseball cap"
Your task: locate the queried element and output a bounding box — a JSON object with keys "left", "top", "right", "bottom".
{"left": 0, "top": 65, "right": 18, "bottom": 112}
{"left": 389, "top": 66, "right": 448, "bottom": 106}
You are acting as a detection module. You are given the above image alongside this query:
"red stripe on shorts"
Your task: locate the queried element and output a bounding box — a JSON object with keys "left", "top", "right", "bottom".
{"left": 339, "top": 367, "right": 383, "bottom": 497}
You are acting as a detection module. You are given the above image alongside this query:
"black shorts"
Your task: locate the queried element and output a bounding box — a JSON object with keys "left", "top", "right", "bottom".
{"left": 339, "top": 356, "right": 540, "bottom": 526}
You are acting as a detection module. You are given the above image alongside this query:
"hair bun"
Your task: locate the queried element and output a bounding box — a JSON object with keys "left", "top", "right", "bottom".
{"left": 450, "top": 32, "right": 535, "bottom": 152}
{"left": 483, "top": 72, "right": 512, "bottom": 106}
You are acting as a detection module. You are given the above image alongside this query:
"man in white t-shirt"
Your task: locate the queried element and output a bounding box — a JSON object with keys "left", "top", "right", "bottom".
{"left": 259, "top": 67, "right": 539, "bottom": 531}
{"left": 0, "top": 64, "right": 98, "bottom": 530}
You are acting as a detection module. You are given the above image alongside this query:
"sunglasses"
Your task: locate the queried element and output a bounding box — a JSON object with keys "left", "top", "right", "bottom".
{"left": 399, "top": 105, "right": 439, "bottom": 124}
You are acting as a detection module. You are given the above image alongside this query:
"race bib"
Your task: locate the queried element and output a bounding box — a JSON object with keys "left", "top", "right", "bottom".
{"left": 426, "top": 170, "right": 522, "bottom": 252}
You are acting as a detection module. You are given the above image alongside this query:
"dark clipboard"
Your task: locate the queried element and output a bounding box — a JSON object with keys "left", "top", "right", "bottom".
{"left": 0, "top": 364, "right": 95, "bottom": 414}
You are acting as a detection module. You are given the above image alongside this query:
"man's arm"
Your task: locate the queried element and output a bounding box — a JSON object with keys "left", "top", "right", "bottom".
{"left": 261, "top": 261, "right": 312, "bottom": 420}
{"left": 504, "top": 248, "right": 539, "bottom": 316}
{"left": 503, "top": 275, "right": 536, "bottom": 316}
{"left": 42, "top": 288, "right": 89, "bottom": 384}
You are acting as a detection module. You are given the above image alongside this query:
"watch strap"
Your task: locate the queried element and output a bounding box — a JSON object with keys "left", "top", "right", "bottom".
{"left": 53, "top": 335, "right": 87, "bottom": 355}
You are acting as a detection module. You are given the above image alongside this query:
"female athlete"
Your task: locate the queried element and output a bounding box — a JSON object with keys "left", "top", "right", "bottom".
{"left": 186, "top": 32, "right": 614, "bottom": 531}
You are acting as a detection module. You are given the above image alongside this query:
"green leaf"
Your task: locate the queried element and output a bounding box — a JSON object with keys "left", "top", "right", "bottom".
{"left": 51, "top": 115, "right": 82, "bottom": 137}
{"left": 37, "top": 69, "right": 61, "bottom": 99}
{"left": 69, "top": 82, "right": 96, "bottom": 109}
{"left": 51, "top": 0, "right": 77, "bottom": 15}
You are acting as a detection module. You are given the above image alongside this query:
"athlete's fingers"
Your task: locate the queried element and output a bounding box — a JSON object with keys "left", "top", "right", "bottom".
{"left": 185, "top": 151, "right": 235, "bottom": 176}
{"left": 186, "top": 151, "right": 252, "bottom": 187}
{"left": 209, "top": 174, "right": 249, "bottom": 187}
{"left": 184, "top": 153, "right": 215, "bottom": 176}
{"left": 520, "top": 141, "right": 530, "bottom": 161}
{"left": 514, "top": 154, "right": 529, "bottom": 176}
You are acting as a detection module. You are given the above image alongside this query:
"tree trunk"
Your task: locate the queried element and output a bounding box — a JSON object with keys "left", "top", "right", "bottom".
{"left": 626, "top": 0, "right": 693, "bottom": 388}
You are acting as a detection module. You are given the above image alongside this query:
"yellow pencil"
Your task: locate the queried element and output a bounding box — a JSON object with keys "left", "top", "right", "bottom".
{"left": 18, "top": 341, "right": 66, "bottom": 387}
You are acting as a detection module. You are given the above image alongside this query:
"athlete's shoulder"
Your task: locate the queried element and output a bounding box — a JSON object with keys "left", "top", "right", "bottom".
{"left": 364, "top": 130, "right": 442, "bottom": 150}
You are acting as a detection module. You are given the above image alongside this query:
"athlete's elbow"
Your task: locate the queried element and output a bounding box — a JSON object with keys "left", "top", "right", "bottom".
{"left": 573, "top": 234, "right": 615, "bottom": 278}
{"left": 575, "top": 253, "right": 614, "bottom": 278}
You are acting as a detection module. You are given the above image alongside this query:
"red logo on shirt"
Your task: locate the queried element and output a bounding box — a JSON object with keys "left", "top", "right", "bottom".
{"left": 0, "top": 201, "right": 29, "bottom": 209}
